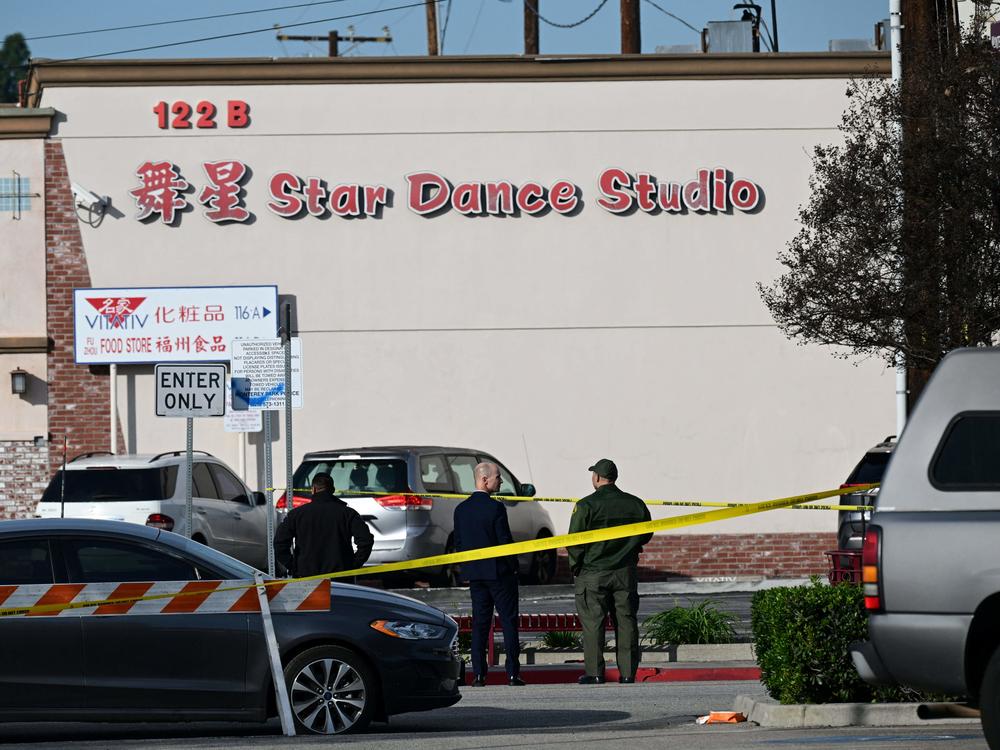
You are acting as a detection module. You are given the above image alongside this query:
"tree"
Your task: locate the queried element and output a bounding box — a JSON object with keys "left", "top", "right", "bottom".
{"left": 759, "top": 19, "right": 1000, "bottom": 403}
{"left": 0, "top": 33, "right": 30, "bottom": 104}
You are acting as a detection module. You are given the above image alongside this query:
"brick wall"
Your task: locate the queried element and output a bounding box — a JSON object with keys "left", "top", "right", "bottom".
{"left": 554, "top": 532, "right": 837, "bottom": 582}
{"left": 45, "top": 140, "right": 124, "bottom": 479}
{"left": 0, "top": 440, "right": 50, "bottom": 519}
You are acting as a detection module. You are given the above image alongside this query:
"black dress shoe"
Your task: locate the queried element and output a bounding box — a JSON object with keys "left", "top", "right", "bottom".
{"left": 618, "top": 676, "right": 635, "bottom": 684}
{"left": 577, "top": 675, "right": 605, "bottom": 685}
{"left": 508, "top": 677, "right": 526, "bottom": 686}
{"left": 471, "top": 677, "right": 487, "bottom": 687}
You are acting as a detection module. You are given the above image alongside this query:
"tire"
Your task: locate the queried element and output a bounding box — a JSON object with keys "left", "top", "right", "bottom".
{"left": 438, "top": 536, "right": 461, "bottom": 588}
{"left": 283, "top": 645, "right": 377, "bottom": 735}
{"left": 982, "top": 647, "right": 1000, "bottom": 750}
{"left": 528, "top": 531, "right": 557, "bottom": 585}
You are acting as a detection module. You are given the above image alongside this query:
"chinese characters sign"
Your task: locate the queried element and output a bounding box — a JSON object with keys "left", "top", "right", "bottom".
{"left": 74, "top": 285, "right": 278, "bottom": 364}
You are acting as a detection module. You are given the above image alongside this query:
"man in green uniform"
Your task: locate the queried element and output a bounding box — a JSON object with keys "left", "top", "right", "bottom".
{"left": 568, "top": 458, "right": 652, "bottom": 684}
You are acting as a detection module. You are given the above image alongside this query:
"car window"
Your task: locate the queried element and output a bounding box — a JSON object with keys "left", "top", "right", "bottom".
{"left": 846, "top": 452, "right": 891, "bottom": 484}
{"left": 420, "top": 454, "right": 453, "bottom": 492}
{"left": 40, "top": 466, "right": 178, "bottom": 503}
{"left": 62, "top": 538, "right": 200, "bottom": 583}
{"left": 932, "top": 413, "right": 1000, "bottom": 489}
{"left": 448, "top": 455, "right": 479, "bottom": 494}
{"left": 293, "top": 459, "right": 408, "bottom": 494}
{"left": 210, "top": 464, "right": 249, "bottom": 503}
{"left": 478, "top": 457, "right": 518, "bottom": 496}
{"left": 192, "top": 463, "right": 220, "bottom": 499}
{"left": 0, "top": 539, "right": 53, "bottom": 584}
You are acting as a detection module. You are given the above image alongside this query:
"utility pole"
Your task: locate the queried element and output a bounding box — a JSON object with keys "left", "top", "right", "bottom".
{"left": 276, "top": 27, "right": 392, "bottom": 57}
{"left": 621, "top": 0, "right": 641, "bottom": 54}
{"left": 524, "top": 0, "right": 539, "bottom": 55}
{"left": 426, "top": 0, "right": 440, "bottom": 56}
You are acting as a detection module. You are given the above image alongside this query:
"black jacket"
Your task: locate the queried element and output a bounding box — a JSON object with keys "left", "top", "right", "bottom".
{"left": 453, "top": 491, "right": 517, "bottom": 581}
{"left": 274, "top": 491, "right": 374, "bottom": 577}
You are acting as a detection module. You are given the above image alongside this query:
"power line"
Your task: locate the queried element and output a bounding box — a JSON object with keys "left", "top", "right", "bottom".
{"left": 40, "top": 1, "right": 430, "bottom": 63}
{"left": 525, "top": 0, "right": 610, "bottom": 29}
{"left": 24, "top": 0, "right": 353, "bottom": 42}
{"left": 440, "top": 0, "right": 454, "bottom": 52}
{"left": 463, "top": 0, "right": 486, "bottom": 53}
{"left": 641, "top": 0, "right": 701, "bottom": 35}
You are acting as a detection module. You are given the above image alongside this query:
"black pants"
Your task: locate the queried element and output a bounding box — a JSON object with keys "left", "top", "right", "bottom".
{"left": 469, "top": 574, "right": 520, "bottom": 679}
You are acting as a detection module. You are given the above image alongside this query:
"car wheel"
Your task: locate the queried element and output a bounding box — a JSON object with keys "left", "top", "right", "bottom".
{"left": 439, "top": 536, "right": 460, "bottom": 588}
{"left": 528, "top": 531, "right": 557, "bottom": 585}
{"left": 981, "top": 647, "right": 1000, "bottom": 750}
{"left": 284, "top": 645, "right": 377, "bottom": 735}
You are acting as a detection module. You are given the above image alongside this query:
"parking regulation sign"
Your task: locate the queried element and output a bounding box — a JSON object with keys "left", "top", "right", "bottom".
{"left": 230, "top": 338, "right": 303, "bottom": 411}
{"left": 155, "top": 364, "right": 226, "bottom": 418}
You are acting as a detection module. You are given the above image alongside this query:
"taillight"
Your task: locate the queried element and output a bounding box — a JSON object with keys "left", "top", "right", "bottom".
{"left": 375, "top": 494, "right": 433, "bottom": 510}
{"left": 146, "top": 513, "right": 174, "bottom": 531}
{"left": 862, "top": 526, "right": 881, "bottom": 611}
{"left": 276, "top": 492, "right": 312, "bottom": 510}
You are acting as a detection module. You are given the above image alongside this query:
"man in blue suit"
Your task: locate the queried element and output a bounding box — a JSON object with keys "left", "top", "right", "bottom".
{"left": 453, "top": 461, "right": 525, "bottom": 686}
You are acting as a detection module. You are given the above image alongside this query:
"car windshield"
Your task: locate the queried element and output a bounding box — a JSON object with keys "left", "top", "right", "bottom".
{"left": 293, "top": 459, "right": 408, "bottom": 495}
{"left": 40, "top": 467, "right": 178, "bottom": 503}
{"left": 169, "top": 533, "right": 263, "bottom": 579}
{"left": 846, "top": 452, "right": 891, "bottom": 485}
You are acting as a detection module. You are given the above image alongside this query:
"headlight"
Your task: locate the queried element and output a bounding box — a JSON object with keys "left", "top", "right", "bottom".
{"left": 370, "top": 619, "right": 448, "bottom": 640}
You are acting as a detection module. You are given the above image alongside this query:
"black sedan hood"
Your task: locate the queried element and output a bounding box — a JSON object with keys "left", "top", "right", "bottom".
{"left": 330, "top": 582, "right": 450, "bottom": 626}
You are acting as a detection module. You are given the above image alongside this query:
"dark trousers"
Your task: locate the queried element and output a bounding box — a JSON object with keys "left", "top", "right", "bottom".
{"left": 574, "top": 566, "right": 640, "bottom": 679}
{"left": 469, "top": 574, "right": 520, "bottom": 679}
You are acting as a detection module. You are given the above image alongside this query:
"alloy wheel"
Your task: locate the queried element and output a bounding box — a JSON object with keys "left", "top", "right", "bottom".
{"left": 289, "top": 657, "right": 367, "bottom": 734}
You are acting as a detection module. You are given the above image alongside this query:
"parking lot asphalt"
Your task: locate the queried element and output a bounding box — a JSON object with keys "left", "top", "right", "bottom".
{"left": 0, "top": 681, "right": 986, "bottom": 750}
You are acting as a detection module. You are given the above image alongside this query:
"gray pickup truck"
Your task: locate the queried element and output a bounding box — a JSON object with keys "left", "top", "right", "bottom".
{"left": 851, "top": 348, "right": 1000, "bottom": 749}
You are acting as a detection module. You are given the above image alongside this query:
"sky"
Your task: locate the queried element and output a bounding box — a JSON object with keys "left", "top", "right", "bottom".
{"left": 5, "top": 1, "right": 892, "bottom": 61}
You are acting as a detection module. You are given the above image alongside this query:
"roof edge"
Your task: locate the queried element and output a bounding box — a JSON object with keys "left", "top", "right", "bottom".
{"left": 25, "top": 53, "right": 889, "bottom": 104}
{"left": 0, "top": 108, "right": 56, "bottom": 139}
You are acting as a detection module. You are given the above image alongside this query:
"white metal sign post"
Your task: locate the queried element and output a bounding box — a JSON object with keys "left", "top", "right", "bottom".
{"left": 154, "top": 363, "right": 226, "bottom": 539}
{"left": 231, "top": 338, "right": 303, "bottom": 577}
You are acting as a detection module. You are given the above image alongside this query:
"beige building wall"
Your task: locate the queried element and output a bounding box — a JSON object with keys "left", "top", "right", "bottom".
{"left": 0, "top": 138, "right": 48, "bottom": 440}
{"left": 38, "top": 70, "right": 894, "bottom": 536}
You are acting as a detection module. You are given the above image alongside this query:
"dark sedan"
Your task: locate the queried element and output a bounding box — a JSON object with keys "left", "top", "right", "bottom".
{"left": 0, "top": 519, "right": 461, "bottom": 734}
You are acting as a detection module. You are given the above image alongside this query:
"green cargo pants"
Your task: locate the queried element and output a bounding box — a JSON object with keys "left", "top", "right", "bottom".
{"left": 574, "top": 566, "right": 640, "bottom": 679}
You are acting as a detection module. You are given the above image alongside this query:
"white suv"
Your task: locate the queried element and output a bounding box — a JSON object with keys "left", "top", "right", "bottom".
{"left": 35, "top": 451, "right": 268, "bottom": 569}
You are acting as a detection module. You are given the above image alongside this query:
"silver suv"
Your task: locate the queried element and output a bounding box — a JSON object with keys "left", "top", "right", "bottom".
{"left": 280, "top": 446, "right": 556, "bottom": 585}
{"left": 36, "top": 452, "right": 269, "bottom": 570}
{"left": 851, "top": 349, "right": 1000, "bottom": 749}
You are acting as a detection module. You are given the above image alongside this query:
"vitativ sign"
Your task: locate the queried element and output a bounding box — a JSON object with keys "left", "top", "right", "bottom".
{"left": 128, "top": 161, "right": 765, "bottom": 225}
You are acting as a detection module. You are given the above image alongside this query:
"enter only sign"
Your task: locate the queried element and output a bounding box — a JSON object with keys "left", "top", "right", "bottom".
{"left": 155, "top": 363, "right": 226, "bottom": 418}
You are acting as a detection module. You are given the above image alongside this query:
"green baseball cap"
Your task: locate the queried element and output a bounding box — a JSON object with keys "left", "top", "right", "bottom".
{"left": 588, "top": 458, "right": 618, "bottom": 480}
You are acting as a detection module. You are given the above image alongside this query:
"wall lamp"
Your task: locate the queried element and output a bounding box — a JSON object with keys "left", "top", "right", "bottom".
{"left": 10, "top": 368, "right": 27, "bottom": 396}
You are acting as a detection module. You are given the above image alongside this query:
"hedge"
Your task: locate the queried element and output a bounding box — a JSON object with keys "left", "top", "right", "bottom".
{"left": 751, "top": 578, "right": 954, "bottom": 704}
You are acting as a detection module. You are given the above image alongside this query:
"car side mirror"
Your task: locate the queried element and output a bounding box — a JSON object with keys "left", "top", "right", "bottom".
{"left": 253, "top": 491, "right": 267, "bottom": 506}
{"left": 521, "top": 483, "right": 536, "bottom": 498}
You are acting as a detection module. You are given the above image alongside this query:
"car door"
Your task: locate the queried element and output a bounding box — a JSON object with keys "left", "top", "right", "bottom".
{"left": 478, "top": 455, "right": 533, "bottom": 542}
{"left": 191, "top": 461, "right": 237, "bottom": 556}
{"left": 59, "top": 535, "right": 249, "bottom": 712}
{"left": 210, "top": 462, "right": 266, "bottom": 569}
{"left": 0, "top": 536, "right": 86, "bottom": 715}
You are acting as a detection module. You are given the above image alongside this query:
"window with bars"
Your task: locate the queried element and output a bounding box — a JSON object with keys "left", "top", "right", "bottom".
{"left": 0, "top": 175, "right": 33, "bottom": 213}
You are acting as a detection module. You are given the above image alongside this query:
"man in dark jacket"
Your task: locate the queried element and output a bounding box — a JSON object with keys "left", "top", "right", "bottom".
{"left": 453, "top": 461, "right": 524, "bottom": 686}
{"left": 274, "top": 472, "right": 374, "bottom": 578}
{"left": 568, "top": 458, "right": 652, "bottom": 684}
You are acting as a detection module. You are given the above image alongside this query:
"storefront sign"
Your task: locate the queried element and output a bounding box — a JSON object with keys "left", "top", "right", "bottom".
{"left": 128, "top": 161, "right": 764, "bottom": 225}
{"left": 74, "top": 285, "right": 278, "bottom": 364}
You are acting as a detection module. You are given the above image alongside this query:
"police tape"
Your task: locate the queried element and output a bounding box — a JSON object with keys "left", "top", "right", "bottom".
{"left": 1, "top": 482, "right": 875, "bottom": 618}
{"left": 266, "top": 487, "right": 877, "bottom": 513}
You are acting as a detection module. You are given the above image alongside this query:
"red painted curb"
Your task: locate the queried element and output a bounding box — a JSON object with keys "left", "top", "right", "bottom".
{"left": 471, "top": 665, "right": 761, "bottom": 686}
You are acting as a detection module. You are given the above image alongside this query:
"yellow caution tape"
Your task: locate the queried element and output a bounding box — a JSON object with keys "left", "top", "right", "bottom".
{"left": 266, "top": 487, "right": 876, "bottom": 512}
{"left": 2, "top": 483, "right": 875, "bottom": 618}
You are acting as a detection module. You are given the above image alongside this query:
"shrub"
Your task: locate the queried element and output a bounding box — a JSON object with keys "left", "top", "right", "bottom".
{"left": 751, "top": 578, "right": 961, "bottom": 704}
{"left": 642, "top": 599, "right": 737, "bottom": 645}
{"left": 540, "top": 630, "right": 582, "bottom": 649}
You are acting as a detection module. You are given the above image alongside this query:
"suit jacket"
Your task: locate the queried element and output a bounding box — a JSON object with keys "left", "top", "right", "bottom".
{"left": 453, "top": 491, "right": 517, "bottom": 581}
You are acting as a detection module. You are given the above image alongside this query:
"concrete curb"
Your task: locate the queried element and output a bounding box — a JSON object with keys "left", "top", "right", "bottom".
{"left": 470, "top": 664, "right": 761, "bottom": 686}
{"left": 734, "top": 694, "right": 981, "bottom": 728}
